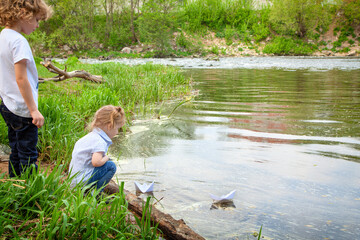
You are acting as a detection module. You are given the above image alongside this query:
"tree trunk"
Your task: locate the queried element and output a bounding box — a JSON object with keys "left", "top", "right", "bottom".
{"left": 130, "top": 0, "right": 138, "bottom": 43}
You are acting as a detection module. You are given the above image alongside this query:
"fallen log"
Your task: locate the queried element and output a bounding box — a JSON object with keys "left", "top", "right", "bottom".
{"left": 39, "top": 61, "right": 104, "bottom": 83}
{"left": 104, "top": 180, "right": 205, "bottom": 240}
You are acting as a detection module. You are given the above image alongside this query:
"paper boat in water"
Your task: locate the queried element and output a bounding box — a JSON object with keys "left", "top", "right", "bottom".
{"left": 134, "top": 181, "right": 155, "bottom": 193}
{"left": 210, "top": 190, "right": 236, "bottom": 201}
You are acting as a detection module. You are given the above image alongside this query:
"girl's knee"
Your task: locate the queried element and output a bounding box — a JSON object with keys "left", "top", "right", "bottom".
{"left": 107, "top": 161, "right": 117, "bottom": 173}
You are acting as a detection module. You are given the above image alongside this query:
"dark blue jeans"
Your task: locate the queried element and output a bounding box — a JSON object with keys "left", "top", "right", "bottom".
{"left": 0, "top": 102, "right": 38, "bottom": 177}
{"left": 87, "top": 161, "right": 116, "bottom": 192}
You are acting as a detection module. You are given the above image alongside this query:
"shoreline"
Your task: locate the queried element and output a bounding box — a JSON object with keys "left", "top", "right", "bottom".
{"left": 53, "top": 55, "right": 360, "bottom": 71}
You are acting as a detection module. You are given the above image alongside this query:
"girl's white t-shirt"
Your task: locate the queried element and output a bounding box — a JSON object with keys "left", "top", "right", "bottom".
{"left": 0, "top": 28, "right": 38, "bottom": 118}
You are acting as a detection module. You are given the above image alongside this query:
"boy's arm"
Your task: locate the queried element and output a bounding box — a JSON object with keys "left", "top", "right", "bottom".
{"left": 92, "top": 152, "right": 109, "bottom": 167}
{"left": 14, "top": 59, "right": 44, "bottom": 128}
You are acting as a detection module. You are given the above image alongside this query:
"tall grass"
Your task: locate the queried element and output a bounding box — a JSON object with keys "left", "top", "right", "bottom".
{"left": 0, "top": 60, "right": 191, "bottom": 167}
{"left": 0, "top": 165, "right": 159, "bottom": 238}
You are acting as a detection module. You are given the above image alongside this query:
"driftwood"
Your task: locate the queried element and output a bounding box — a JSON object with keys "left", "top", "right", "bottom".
{"left": 39, "top": 61, "right": 104, "bottom": 83}
{"left": 104, "top": 181, "right": 205, "bottom": 240}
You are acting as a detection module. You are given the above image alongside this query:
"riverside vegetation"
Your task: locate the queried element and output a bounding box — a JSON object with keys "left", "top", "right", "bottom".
{"left": 22, "top": 0, "right": 360, "bottom": 58}
{"left": 0, "top": 57, "right": 191, "bottom": 238}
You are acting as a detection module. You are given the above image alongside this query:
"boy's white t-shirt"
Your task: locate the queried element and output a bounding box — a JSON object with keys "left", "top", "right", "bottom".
{"left": 0, "top": 28, "right": 38, "bottom": 118}
{"left": 69, "top": 128, "right": 113, "bottom": 188}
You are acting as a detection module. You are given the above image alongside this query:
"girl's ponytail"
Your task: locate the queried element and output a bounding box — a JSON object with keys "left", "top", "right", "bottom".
{"left": 90, "top": 105, "right": 125, "bottom": 130}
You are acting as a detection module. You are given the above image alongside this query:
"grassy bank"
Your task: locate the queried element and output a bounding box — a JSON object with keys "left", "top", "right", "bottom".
{"left": 1, "top": 57, "right": 192, "bottom": 166}
{"left": 0, "top": 59, "right": 192, "bottom": 238}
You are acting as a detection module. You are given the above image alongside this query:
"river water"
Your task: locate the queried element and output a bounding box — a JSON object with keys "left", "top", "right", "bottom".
{"left": 106, "top": 57, "right": 360, "bottom": 240}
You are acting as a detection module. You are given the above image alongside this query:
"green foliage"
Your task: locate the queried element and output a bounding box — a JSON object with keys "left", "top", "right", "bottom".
{"left": 340, "top": 47, "right": 350, "bottom": 53}
{"left": 210, "top": 45, "right": 220, "bottom": 55}
{"left": 263, "top": 36, "right": 315, "bottom": 55}
{"left": 176, "top": 32, "right": 192, "bottom": 49}
{"left": 252, "top": 23, "right": 270, "bottom": 42}
{"left": 215, "top": 31, "right": 225, "bottom": 38}
{"left": 342, "top": 0, "right": 360, "bottom": 25}
{"left": 137, "top": 0, "right": 179, "bottom": 57}
{"left": 319, "top": 40, "right": 327, "bottom": 46}
{"left": 225, "top": 25, "right": 237, "bottom": 45}
{"left": 65, "top": 56, "right": 80, "bottom": 66}
{"left": 182, "top": 0, "right": 256, "bottom": 32}
{"left": 0, "top": 166, "right": 159, "bottom": 238}
{"left": 6, "top": 0, "right": 356, "bottom": 56}
{"left": 269, "top": 0, "right": 332, "bottom": 38}
{"left": 175, "top": 32, "right": 204, "bottom": 55}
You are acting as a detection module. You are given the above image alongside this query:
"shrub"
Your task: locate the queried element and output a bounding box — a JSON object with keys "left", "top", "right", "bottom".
{"left": 210, "top": 46, "right": 220, "bottom": 55}
{"left": 252, "top": 23, "right": 270, "bottom": 42}
{"left": 263, "top": 36, "right": 315, "bottom": 55}
{"left": 333, "top": 41, "right": 342, "bottom": 48}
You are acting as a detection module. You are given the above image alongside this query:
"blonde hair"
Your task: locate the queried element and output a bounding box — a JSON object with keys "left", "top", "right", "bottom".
{"left": 0, "top": 0, "right": 53, "bottom": 27}
{"left": 90, "top": 105, "right": 126, "bottom": 131}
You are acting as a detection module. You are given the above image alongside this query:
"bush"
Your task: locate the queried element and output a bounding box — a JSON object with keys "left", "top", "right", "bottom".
{"left": 176, "top": 32, "right": 192, "bottom": 49}
{"left": 252, "top": 23, "right": 270, "bottom": 42}
{"left": 263, "top": 36, "right": 315, "bottom": 55}
{"left": 210, "top": 46, "right": 220, "bottom": 55}
{"left": 340, "top": 47, "right": 350, "bottom": 53}
{"left": 348, "top": 39, "right": 355, "bottom": 45}
{"left": 333, "top": 41, "right": 342, "bottom": 48}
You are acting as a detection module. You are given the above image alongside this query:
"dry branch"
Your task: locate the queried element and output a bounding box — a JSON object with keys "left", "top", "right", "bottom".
{"left": 39, "top": 61, "right": 104, "bottom": 83}
{"left": 104, "top": 181, "right": 205, "bottom": 240}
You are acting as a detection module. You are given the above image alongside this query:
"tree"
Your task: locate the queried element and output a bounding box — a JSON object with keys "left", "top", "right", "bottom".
{"left": 137, "top": 0, "right": 179, "bottom": 56}
{"left": 342, "top": 0, "right": 360, "bottom": 25}
{"left": 269, "top": 0, "right": 330, "bottom": 38}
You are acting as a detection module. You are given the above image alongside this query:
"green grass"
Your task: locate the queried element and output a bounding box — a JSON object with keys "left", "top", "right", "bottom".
{"left": 0, "top": 165, "right": 159, "bottom": 239}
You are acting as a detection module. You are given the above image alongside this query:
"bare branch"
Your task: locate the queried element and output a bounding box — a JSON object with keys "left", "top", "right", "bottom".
{"left": 39, "top": 61, "right": 105, "bottom": 83}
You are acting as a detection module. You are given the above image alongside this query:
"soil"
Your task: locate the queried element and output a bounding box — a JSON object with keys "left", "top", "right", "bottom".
{"left": 0, "top": 161, "right": 7, "bottom": 174}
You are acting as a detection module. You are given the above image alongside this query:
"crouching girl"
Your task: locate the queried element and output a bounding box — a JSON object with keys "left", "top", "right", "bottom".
{"left": 69, "top": 105, "right": 125, "bottom": 193}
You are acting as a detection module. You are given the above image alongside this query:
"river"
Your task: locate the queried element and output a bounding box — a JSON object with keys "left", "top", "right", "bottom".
{"left": 101, "top": 57, "right": 360, "bottom": 240}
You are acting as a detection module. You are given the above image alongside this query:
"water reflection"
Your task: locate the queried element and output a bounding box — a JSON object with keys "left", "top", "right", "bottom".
{"left": 112, "top": 68, "right": 360, "bottom": 240}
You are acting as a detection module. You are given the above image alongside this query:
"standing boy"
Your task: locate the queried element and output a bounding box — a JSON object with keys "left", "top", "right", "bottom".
{"left": 0, "top": 0, "right": 52, "bottom": 177}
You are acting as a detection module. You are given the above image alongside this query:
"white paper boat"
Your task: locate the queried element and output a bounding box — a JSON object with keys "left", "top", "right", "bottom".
{"left": 210, "top": 190, "right": 236, "bottom": 201}
{"left": 134, "top": 181, "right": 154, "bottom": 193}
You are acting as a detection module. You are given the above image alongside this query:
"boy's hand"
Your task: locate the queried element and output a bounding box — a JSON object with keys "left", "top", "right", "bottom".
{"left": 31, "top": 110, "right": 44, "bottom": 128}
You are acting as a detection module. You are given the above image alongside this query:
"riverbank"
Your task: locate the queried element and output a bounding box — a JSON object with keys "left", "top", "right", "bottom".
{"left": 45, "top": 27, "right": 360, "bottom": 60}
